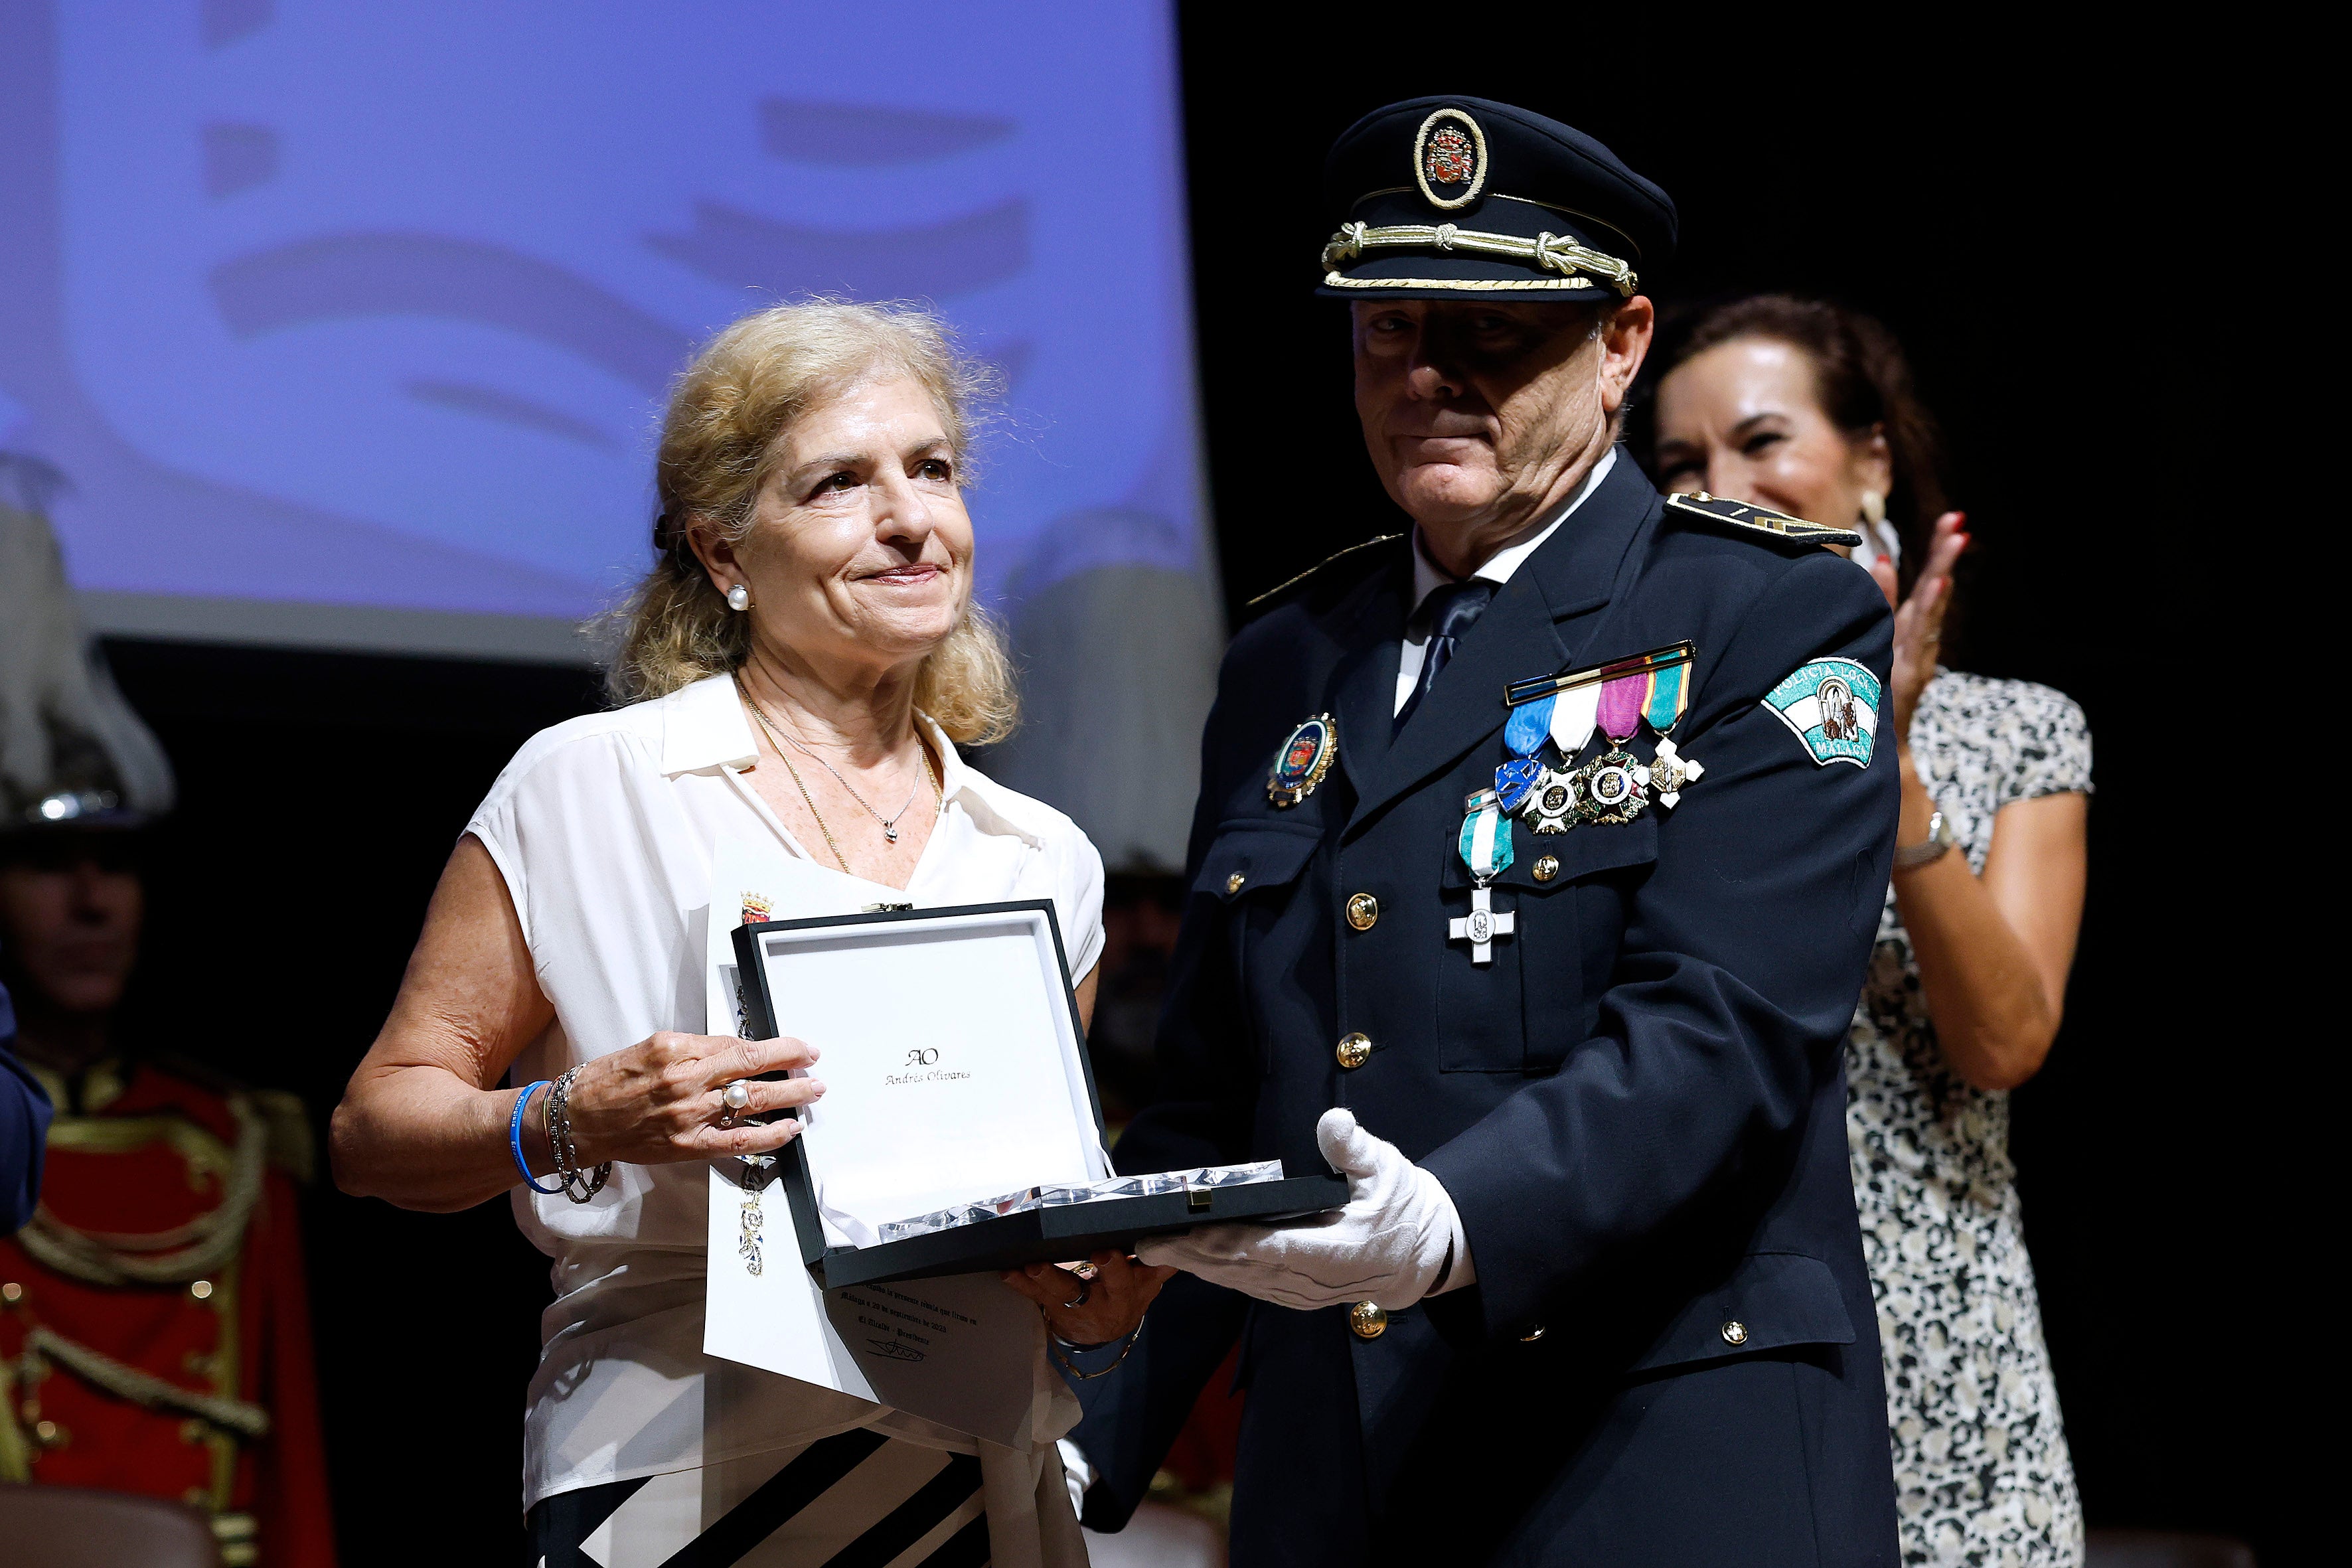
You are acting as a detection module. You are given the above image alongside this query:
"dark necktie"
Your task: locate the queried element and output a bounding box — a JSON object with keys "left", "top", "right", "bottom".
{"left": 1395, "top": 578, "right": 1498, "bottom": 734}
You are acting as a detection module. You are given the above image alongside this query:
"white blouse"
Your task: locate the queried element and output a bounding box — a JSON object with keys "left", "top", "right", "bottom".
{"left": 464, "top": 672, "right": 1106, "bottom": 1510}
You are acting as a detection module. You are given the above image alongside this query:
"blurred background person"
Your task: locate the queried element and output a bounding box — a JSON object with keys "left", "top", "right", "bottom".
{"left": 331, "top": 302, "right": 1166, "bottom": 1568}
{"left": 2, "top": 957, "right": 50, "bottom": 1239}
{"left": 1, "top": 493, "right": 336, "bottom": 1564}
{"left": 1648, "top": 294, "right": 2092, "bottom": 1568}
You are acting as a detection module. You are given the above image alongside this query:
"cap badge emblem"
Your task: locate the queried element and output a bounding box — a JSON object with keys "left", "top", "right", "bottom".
{"left": 1427, "top": 127, "right": 1475, "bottom": 185}
{"left": 1413, "top": 108, "right": 1488, "bottom": 210}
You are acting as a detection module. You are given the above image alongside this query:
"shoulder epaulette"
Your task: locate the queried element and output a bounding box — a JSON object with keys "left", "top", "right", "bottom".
{"left": 1664, "top": 492, "right": 1861, "bottom": 549}
{"left": 1245, "top": 533, "right": 1406, "bottom": 610}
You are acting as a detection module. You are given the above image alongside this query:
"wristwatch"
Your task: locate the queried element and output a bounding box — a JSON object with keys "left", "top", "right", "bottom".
{"left": 1892, "top": 809, "right": 1957, "bottom": 871}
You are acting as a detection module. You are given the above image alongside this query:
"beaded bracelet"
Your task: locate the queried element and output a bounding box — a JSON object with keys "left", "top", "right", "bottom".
{"left": 545, "top": 1065, "right": 612, "bottom": 1204}
{"left": 509, "top": 1082, "right": 565, "bottom": 1195}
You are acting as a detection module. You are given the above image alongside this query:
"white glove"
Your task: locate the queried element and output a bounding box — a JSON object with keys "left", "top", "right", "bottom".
{"left": 1136, "top": 1108, "right": 1471, "bottom": 1312}
{"left": 1058, "top": 1440, "right": 1093, "bottom": 1518}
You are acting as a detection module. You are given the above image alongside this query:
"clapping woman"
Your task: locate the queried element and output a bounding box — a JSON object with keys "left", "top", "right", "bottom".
{"left": 333, "top": 302, "right": 1167, "bottom": 1567}
{"left": 1650, "top": 295, "right": 2091, "bottom": 1568}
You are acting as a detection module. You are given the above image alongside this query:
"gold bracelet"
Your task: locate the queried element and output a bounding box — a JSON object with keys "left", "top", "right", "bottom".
{"left": 1046, "top": 1317, "right": 1144, "bottom": 1381}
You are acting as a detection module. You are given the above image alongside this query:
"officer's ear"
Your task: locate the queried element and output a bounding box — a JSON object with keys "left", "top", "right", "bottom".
{"left": 1598, "top": 297, "right": 1656, "bottom": 418}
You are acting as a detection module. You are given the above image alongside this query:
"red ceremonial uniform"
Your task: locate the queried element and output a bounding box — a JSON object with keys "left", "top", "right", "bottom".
{"left": 0, "top": 1058, "right": 336, "bottom": 1567}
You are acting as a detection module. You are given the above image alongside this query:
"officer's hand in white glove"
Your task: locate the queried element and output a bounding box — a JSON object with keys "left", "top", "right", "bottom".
{"left": 1135, "top": 1108, "right": 1470, "bottom": 1312}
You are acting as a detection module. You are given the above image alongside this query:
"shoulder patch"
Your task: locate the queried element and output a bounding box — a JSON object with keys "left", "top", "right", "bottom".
{"left": 1665, "top": 492, "right": 1863, "bottom": 550}
{"left": 1762, "top": 658, "right": 1881, "bottom": 767}
{"left": 1246, "top": 533, "right": 1405, "bottom": 610}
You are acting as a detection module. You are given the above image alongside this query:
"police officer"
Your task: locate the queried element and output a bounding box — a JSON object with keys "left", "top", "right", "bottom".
{"left": 1070, "top": 98, "right": 1902, "bottom": 1564}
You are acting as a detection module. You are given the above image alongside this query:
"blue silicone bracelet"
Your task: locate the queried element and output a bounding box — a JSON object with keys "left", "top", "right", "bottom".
{"left": 510, "top": 1081, "right": 565, "bottom": 1194}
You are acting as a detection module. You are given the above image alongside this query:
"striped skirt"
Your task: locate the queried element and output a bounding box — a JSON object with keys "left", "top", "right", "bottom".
{"left": 529, "top": 1429, "right": 990, "bottom": 1568}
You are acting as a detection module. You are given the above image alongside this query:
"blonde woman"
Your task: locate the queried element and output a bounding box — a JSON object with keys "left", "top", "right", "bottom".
{"left": 332, "top": 302, "right": 1166, "bottom": 1567}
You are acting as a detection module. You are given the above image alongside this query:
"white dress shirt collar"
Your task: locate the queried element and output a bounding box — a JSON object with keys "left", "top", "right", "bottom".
{"left": 1395, "top": 448, "right": 1618, "bottom": 716}
{"left": 1408, "top": 445, "right": 1619, "bottom": 617}
{"left": 659, "top": 672, "right": 1046, "bottom": 850}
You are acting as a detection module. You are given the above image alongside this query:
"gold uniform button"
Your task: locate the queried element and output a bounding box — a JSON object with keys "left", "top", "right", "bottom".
{"left": 1, "top": 1281, "right": 23, "bottom": 1304}
{"left": 1520, "top": 1325, "right": 1546, "bottom": 1342}
{"left": 1225, "top": 871, "right": 1246, "bottom": 895}
{"left": 1349, "top": 1301, "right": 1388, "bottom": 1340}
{"left": 190, "top": 1279, "right": 215, "bottom": 1301}
{"left": 1531, "top": 856, "right": 1559, "bottom": 882}
{"left": 1721, "top": 1319, "right": 1749, "bottom": 1346}
{"left": 1344, "top": 892, "right": 1379, "bottom": 931}
{"left": 1335, "top": 1032, "right": 1372, "bottom": 1069}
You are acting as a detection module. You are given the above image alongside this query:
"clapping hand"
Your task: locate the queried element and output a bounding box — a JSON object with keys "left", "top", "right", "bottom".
{"left": 1869, "top": 511, "right": 1969, "bottom": 746}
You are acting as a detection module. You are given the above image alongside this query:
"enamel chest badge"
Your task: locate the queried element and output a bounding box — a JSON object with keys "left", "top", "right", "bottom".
{"left": 1267, "top": 714, "right": 1338, "bottom": 807}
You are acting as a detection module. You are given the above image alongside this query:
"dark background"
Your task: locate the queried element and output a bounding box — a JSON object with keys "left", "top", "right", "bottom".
{"left": 92, "top": 25, "right": 2292, "bottom": 1566}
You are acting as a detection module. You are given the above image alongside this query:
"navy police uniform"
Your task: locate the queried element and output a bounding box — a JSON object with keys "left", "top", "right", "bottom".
{"left": 1074, "top": 100, "right": 1903, "bottom": 1565}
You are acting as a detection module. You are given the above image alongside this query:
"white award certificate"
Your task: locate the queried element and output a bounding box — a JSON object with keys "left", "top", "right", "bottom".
{"left": 698, "top": 831, "right": 1046, "bottom": 1450}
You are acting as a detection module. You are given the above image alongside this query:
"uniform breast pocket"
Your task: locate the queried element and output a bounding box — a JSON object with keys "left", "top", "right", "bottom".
{"left": 1445, "top": 815, "right": 1658, "bottom": 1073}
{"left": 1194, "top": 823, "right": 1323, "bottom": 1075}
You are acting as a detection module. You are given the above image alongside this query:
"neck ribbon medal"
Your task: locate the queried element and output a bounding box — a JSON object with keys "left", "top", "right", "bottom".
{"left": 1451, "top": 787, "right": 1517, "bottom": 965}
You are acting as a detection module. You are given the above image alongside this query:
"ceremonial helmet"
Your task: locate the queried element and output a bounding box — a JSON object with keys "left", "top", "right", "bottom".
{"left": 1, "top": 458, "right": 175, "bottom": 835}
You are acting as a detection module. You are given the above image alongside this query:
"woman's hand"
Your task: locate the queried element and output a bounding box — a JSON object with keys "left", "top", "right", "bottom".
{"left": 561, "top": 1032, "right": 824, "bottom": 1166}
{"left": 1001, "top": 1250, "right": 1175, "bottom": 1347}
{"left": 1869, "top": 510, "right": 1968, "bottom": 747}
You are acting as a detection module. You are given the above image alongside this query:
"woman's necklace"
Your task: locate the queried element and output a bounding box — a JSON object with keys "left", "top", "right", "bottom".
{"left": 776, "top": 726, "right": 924, "bottom": 841}
{"left": 737, "top": 680, "right": 942, "bottom": 872}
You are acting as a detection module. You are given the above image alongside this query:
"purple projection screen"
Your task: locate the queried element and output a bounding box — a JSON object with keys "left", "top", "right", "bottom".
{"left": 0, "top": 2, "right": 1214, "bottom": 674}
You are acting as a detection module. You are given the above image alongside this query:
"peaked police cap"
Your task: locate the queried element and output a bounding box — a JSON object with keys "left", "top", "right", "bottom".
{"left": 1317, "top": 96, "right": 1676, "bottom": 303}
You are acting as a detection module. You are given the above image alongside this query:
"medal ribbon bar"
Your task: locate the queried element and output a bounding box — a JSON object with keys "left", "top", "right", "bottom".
{"left": 1504, "top": 639, "right": 1695, "bottom": 708}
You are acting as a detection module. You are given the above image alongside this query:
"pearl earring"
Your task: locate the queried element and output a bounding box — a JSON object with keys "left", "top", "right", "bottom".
{"left": 726, "top": 584, "right": 750, "bottom": 611}
{"left": 1859, "top": 490, "right": 1887, "bottom": 528}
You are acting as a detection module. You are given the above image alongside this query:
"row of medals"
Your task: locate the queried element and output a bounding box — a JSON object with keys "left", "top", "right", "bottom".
{"left": 1499, "top": 736, "right": 1699, "bottom": 833}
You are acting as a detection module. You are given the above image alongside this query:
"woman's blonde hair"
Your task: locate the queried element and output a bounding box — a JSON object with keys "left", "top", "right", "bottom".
{"left": 605, "top": 300, "right": 1016, "bottom": 745}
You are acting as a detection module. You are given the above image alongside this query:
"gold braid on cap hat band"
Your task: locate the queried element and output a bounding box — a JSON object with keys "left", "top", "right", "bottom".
{"left": 1319, "top": 221, "right": 1638, "bottom": 297}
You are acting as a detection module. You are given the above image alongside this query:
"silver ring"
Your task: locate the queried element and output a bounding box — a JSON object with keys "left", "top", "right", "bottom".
{"left": 1060, "top": 1275, "right": 1092, "bottom": 1310}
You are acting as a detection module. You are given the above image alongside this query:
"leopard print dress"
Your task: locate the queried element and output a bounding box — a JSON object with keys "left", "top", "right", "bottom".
{"left": 1848, "top": 670, "right": 2091, "bottom": 1568}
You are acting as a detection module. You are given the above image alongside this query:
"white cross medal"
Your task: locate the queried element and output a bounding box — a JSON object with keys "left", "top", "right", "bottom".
{"left": 1648, "top": 736, "right": 1705, "bottom": 807}
{"left": 1624, "top": 651, "right": 1701, "bottom": 811}
{"left": 1450, "top": 789, "right": 1517, "bottom": 966}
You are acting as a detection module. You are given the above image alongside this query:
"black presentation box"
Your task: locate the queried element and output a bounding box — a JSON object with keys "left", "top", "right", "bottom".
{"left": 732, "top": 900, "right": 1345, "bottom": 1289}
